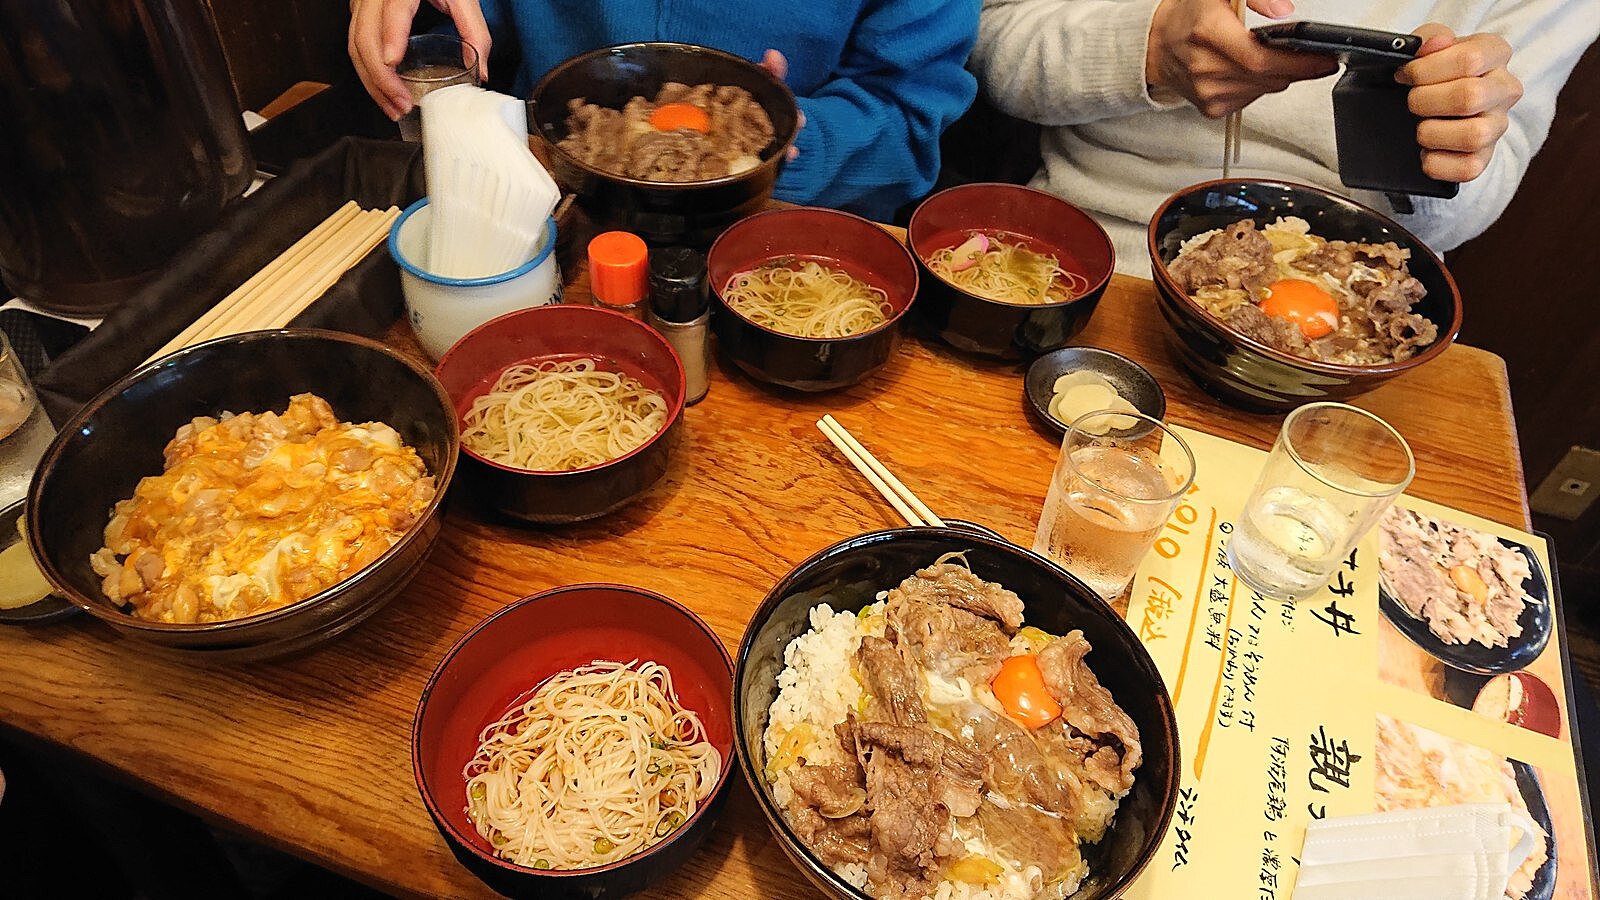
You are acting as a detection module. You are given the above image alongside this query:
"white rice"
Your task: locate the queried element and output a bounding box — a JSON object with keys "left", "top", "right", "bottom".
{"left": 765, "top": 602, "right": 1066, "bottom": 900}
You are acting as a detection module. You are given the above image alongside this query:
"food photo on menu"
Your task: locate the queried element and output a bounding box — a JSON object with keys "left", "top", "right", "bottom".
{"left": 1, "top": 0, "right": 1599, "bottom": 898}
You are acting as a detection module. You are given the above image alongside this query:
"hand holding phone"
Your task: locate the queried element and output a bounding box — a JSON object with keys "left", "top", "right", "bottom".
{"left": 1253, "top": 21, "right": 1457, "bottom": 200}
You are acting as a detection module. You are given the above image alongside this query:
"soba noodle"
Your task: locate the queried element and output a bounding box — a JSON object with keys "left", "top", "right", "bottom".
{"left": 926, "top": 232, "right": 1088, "bottom": 305}
{"left": 464, "top": 660, "right": 722, "bottom": 870}
{"left": 460, "top": 359, "right": 669, "bottom": 471}
{"left": 721, "top": 259, "right": 892, "bottom": 338}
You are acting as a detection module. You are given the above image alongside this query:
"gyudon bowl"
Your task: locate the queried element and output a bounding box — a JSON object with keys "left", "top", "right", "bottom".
{"left": 26, "top": 329, "right": 459, "bottom": 660}
{"left": 529, "top": 41, "right": 801, "bottom": 247}
{"left": 734, "top": 527, "right": 1178, "bottom": 899}
{"left": 1148, "top": 179, "right": 1461, "bottom": 411}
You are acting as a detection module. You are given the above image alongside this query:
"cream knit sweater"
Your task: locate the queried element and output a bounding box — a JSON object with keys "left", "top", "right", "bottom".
{"left": 973, "top": 0, "right": 1600, "bottom": 274}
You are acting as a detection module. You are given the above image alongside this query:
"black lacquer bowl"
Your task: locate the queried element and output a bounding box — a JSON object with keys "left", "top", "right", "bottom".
{"left": 907, "top": 183, "right": 1114, "bottom": 360}
{"left": 528, "top": 42, "right": 801, "bottom": 248}
{"left": 1148, "top": 179, "right": 1461, "bottom": 411}
{"left": 733, "top": 527, "right": 1179, "bottom": 899}
{"left": 433, "top": 304, "right": 686, "bottom": 523}
{"left": 707, "top": 207, "right": 918, "bottom": 392}
{"left": 25, "top": 329, "right": 459, "bottom": 660}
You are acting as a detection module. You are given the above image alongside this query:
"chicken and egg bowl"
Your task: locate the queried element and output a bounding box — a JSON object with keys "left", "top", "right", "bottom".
{"left": 90, "top": 393, "right": 437, "bottom": 624}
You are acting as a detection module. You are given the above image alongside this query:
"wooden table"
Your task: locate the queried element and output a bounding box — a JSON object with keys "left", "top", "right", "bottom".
{"left": 0, "top": 270, "right": 1536, "bottom": 899}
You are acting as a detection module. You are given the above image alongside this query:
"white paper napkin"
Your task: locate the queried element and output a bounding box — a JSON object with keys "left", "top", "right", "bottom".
{"left": 1292, "top": 803, "right": 1540, "bottom": 900}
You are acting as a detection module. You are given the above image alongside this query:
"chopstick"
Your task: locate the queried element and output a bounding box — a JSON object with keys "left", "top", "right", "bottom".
{"left": 816, "top": 414, "right": 945, "bottom": 528}
{"left": 1222, "top": 0, "right": 1246, "bottom": 178}
{"left": 146, "top": 203, "right": 401, "bottom": 363}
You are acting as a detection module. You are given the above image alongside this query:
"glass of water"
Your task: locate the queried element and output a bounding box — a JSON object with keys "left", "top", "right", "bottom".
{"left": 397, "top": 34, "right": 480, "bottom": 142}
{"left": 0, "top": 328, "right": 58, "bottom": 506}
{"left": 1229, "top": 402, "right": 1413, "bottom": 600}
{"left": 1033, "top": 410, "right": 1197, "bottom": 601}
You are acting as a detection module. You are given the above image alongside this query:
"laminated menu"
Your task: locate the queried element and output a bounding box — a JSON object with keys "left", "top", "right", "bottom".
{"left": 1122, "top": 425, "right": 1596, "bottom": 899}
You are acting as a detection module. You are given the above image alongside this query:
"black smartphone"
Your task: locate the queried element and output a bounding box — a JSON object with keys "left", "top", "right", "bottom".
{"left": 1252, "top": 21, "right": 1456, "bottom": 201}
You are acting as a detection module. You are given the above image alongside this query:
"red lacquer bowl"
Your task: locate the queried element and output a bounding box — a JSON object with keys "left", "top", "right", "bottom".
{"left": 411, "top": 584, "right": 736, "bottom": 899}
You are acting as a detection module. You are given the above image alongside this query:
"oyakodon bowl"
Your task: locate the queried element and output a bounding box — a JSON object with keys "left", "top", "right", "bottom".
{"left": 412, "top": 583, "right": 736, "bottom": 899}
{"left": 528, "top": 42, "right": 800, "bottom": 248}
{"left": 25, "top": 329, "right": 459, "bottom": 661}
{"left": 433, "top": 304, "right": 686, "bottom": 523}
{"left": 907, "top": 183, "right": 1115, "bottom": 360}
{"left": 707, "top": 207, "right": 918, "bottom": 392}
{"left": 1148, "top": 179, "right": 1462, "bottom": 411}
{"left": 733, "top": 527, "right": 1179, "bottom": 900}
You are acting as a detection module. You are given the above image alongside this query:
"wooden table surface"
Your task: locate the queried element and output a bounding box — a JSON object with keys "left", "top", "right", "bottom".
{"left": 0, "top": 268, "right": 1535, "bottom": 899}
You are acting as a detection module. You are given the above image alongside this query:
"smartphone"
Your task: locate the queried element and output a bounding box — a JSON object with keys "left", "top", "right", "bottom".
{"left": 1252, "top": 21, "right": 1457, "bottom": 200}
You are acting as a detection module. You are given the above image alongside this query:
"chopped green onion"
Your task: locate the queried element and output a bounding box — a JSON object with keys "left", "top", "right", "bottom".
{"left": 469, "top": 782, "right": 487, "bottom": 800}
{"left": 532, "top": 859, "right": 551, "bottom": 870}
{"left": 594, "top": 837, "right": 616, "bottom": 855}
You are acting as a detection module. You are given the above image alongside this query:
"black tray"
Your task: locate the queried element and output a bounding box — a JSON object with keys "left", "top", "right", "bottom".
{"left": 33, "top": 136, "right": 424, "bottom": 425}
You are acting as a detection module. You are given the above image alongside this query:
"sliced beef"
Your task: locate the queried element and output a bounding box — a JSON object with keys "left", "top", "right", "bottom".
{"left": 855, "top": 721, "right": 985, "bottom": 818}
{"left": 788, "top": 763, "right": 868, "bottom": 819}
{"left": 785, "top": 804, "right": 872, "bottom": 868}
{"left": 624, "top": 130, "right": 729, "bottom": 181}
{"left": 1037, "top": 632, "right": 1143, "bottom": 795}
{"left": 974, "top": 802, "right": 1084, "bottom": 886}
{"left": 1167, "top": 221, "right": 1275, "bottom": 296}
{"left": 860, "top": 742, "right": 945, "bottom": 899}
{"left": 1224, "top": 303, "right": 1307, "bottom": 355}
{"left": 889, "top": 561, "right": 1025, "bottom": 630}
{"left": 888, "top": 598, "right": 1011, "bottom": 685}
{"left": 856, "top": 635, "right": 926, "bottom": 726}
{"left": 972, "top": 712, "right": 1078, "bottom": 817}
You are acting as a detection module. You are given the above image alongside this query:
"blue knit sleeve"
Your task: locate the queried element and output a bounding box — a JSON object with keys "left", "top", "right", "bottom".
{"left": 774, "top": 0, "right": 980, "bottom": 220}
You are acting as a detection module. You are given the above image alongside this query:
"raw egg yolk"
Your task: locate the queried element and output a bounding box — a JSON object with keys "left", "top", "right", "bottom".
{"left": 1260, "top": 279, "right": 1339, "bottom": 340}
{"left": 990, "top": 654, "right": 1062, "bottom": 729}
{"left": 649, "top": 102, "right": 711, "bottom": 133}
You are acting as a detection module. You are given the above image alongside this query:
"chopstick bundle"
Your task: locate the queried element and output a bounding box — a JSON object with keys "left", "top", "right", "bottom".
{"left": 816, "top": 414, "right": 946, "bottom": 528}
{"left": 147, "top": 202, "right": 400, "bottom": 363}
{"left": 421, "top": 84, "right": 561, "bottom": 278}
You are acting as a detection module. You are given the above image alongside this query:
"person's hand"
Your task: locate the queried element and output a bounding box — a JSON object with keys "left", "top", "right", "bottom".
{"left": 1145, "top": 0, "right": 1339, "bottom": 117}
{"left": 758, "top": 49, "right": 804, "bottom": 161}
{"left": 349, "top": 0, "right": 493, "bottom": 120}
{"left": 1397, "top": 24, "right": 1522, "bottom": 183}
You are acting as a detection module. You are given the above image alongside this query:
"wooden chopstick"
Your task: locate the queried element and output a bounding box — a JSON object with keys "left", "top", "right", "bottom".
{"left": 817, "top": 415, "right": 946, "bottom": 528}
{"left": 146, "top": 203, "right": 398, "bottom": 363}
{"left": 1223, "top": 0, "right": 1246, "bottom": 177}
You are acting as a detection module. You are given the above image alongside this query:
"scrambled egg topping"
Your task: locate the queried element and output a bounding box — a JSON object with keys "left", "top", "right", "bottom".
{"left": 90, "top": 393, "right": 436, "bottom": 624}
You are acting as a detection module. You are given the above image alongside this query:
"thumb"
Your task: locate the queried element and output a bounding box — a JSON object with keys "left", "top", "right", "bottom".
{"left": 1246, "top": 0, "right": 1295, "bottom": 19}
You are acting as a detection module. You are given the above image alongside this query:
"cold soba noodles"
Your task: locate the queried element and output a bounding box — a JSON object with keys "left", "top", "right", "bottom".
{"left": 721, "top": 259, "right": 892, "bottom": 338}
{"left": 460, "top": 358, "right": 669, "bottom": 471}
{"left": 926, "top": 231, "right": 1088, "bottom": 305}
{"left": 464, "top": 660, "right": 722, "bottom": 869}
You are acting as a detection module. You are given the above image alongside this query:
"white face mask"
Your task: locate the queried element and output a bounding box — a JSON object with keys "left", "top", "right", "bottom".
{"left": 1292, "top": 802, "right": 1542, "bottom": 900}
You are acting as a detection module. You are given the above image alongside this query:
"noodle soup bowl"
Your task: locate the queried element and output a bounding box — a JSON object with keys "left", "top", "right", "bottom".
{"left": 908, "top": 182, "right": 1115, "bottom": 360}
{"left": 707, "top": 207, "right": 919, "bottom": 392}
{"left": 529, "top": 42, "right": 800, "bottom": 248}
{"left": 734, "top": 526, "right": 1179, "bottom": 899}
{"left": 413, "top": 583, "right": 737, "bottom": 899}
{"left": 1148, "top": 179, "right": 1462, "bottom": 411}
{"left": 434, "top": 304, "right": 685, "bottom": 524}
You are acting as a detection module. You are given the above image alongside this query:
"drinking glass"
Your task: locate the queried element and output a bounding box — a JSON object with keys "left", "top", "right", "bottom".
{"left": 1033, "top": 410, "right": 1197, "bottom": 600}
{"left": 0, "top": 329, "right": 58, "bottom": 505}
{"left": 397, "top": 34, "right": 480, "bottom": 142}
{"left": 1228, "top": 402, "right": 1414, "bottom": 600}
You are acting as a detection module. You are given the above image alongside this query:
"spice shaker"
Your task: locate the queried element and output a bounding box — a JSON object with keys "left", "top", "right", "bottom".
{"left": 647, "top": 247, "right": 711, "bottom": 405}
{"left": 587, "top": 231, "right": 649, "bottom": 319}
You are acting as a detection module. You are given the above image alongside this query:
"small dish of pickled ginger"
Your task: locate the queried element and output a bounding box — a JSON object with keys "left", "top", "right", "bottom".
{"left": 1024, "top": 347, "right": 1166, "bottom": 438}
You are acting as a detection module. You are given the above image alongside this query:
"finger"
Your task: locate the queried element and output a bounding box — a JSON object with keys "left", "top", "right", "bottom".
{"left": 1416, "top": 111, "right": 1509, "bottom": 153}
{"left": 1421, "top": 147, "right": 1493, "bottom": 183}
{"left": 1407, "top": 70, "right": 1519, "bottom": 118}
{"left": 349, "top": 0, "right": 417, "bottom": 119}
{"left": 760, "top": 49, "right": 789, "bottom": 82}
{"left": 786, "top": 146, "right": 799, "bottom": 162}
{"left": 1245, "top": 0, "right": 1295, "bottom": 19}
{"left": 443, "top": 0, "right": 493, "bottom": 84}
{"left": 1398, "top": 31, "right": 1509, "bottom": 85}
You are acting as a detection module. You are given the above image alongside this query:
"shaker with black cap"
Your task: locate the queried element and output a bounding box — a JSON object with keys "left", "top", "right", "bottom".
{"left": 647, "top": 247, "right": 711, "bottom": 405}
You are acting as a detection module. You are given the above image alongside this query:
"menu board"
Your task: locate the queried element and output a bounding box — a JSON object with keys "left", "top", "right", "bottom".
{"left": 1122, "top": 425, "right": 1596, "bottom": 900}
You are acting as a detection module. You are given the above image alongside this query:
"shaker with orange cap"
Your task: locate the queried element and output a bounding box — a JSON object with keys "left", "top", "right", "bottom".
{"left": 587, "top": 231, "right": 650, "bottom": 319}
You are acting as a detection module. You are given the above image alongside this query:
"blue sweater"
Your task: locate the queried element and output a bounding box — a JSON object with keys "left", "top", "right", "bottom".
{"left": 481, "top": 0, "right": 979, "bottom": 220}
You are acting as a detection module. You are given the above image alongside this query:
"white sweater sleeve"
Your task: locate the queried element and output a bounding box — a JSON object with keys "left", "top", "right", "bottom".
{"left": 1401, "top": 0, "right": 1600, "bottom": 251}
{"left": 973, "top": 0, "right": 1182, "bottom": 126}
